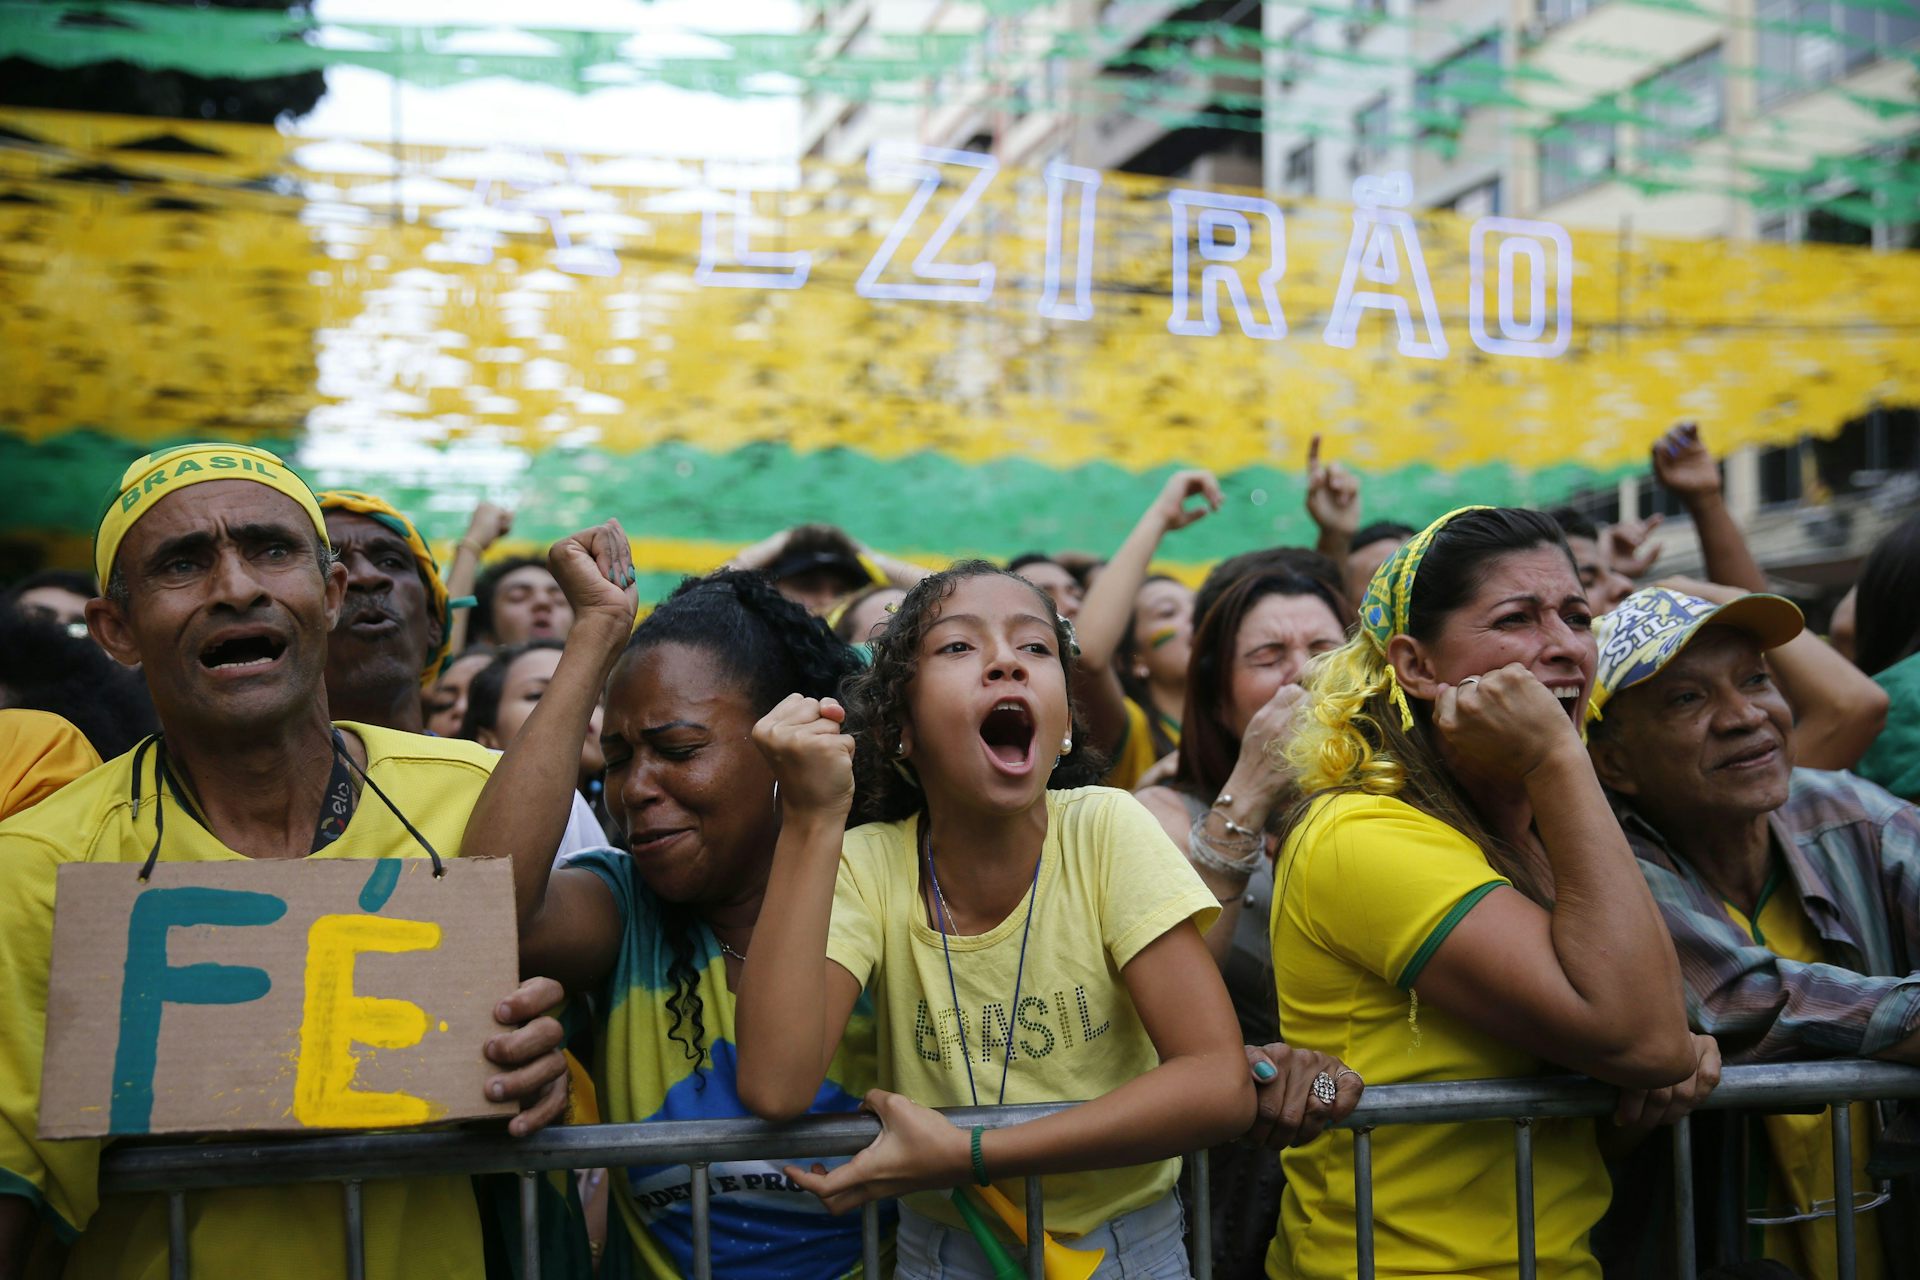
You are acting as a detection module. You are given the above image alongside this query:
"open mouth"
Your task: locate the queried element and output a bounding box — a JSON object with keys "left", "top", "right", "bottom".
{"left": 979, "top": 700, "right": 1036, "bottom": 772}
{"left": 1548, "top": 685, "right": 1585, "bottom": 722}
{"left": 199, "top": 632, "right": 287, "bottom": 672}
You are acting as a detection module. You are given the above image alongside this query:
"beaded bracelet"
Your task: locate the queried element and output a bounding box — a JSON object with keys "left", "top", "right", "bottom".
{"left": 1188, "top": 812, "right": 1263, "bottom": 876}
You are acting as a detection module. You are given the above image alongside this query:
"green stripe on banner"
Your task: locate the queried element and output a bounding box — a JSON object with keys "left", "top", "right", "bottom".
{"left": 0, "top": 429, "right": 1634, "bottom": 586}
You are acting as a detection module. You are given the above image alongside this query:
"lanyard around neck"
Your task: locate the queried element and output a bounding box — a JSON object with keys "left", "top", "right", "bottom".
{"left": 920, "top": 816, "right": 1043, "bottom": 1108}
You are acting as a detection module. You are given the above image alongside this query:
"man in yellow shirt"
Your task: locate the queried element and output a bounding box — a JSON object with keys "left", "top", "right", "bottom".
{"left": 0, "top": 443, "right": 571, "bottom": 1279}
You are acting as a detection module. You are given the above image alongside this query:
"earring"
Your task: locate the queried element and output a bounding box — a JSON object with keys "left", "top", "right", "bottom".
{"left": 1061, "top": 735, "right": 1073, "bottom": 754}
{"left": 893, "top": 741, "right": 906, "bottom": 757}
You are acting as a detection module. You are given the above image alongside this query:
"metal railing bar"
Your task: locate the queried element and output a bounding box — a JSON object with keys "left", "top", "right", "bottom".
{"left": 518, "top": 1171, "right": 540, "bottom": 1280}
{"left": 1024, "top": 1175, "right": 1045, "bottom": 1279}
{"left": 690, "top": 1162, "right": 712, "bottom": 1280}
{"left": 1353, "top": 1127, "right": 1375, "bottom": 1280}
{"left": 342, "top": 1178, "right": 365, "bottom": 1280}
{"left": 99, "top": 1062, "right": 1920, "bottom": 1194}
{"left": 861, "top": 1200, "right": 881, "bottom": 1279}
{"left": 1514, "top": 1120, "right": 1536, "bottom": 1280}
{"left": 1831, "top": 1102, "right": 1856, "bottom": 1280}
{"left": 1190, "top": 1150, "right": 1212, "bottom": 1280}
{"left": 166, "top": 1189, "right": 187, "bottom": 1280}
{"left": 1671, "top": 1117, "right": 1696, "bottom": 1280}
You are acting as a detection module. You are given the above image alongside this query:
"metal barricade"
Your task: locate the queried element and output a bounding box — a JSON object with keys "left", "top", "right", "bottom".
{"left": 98, "top": 1060, "right": 1920, "bottom": 1280}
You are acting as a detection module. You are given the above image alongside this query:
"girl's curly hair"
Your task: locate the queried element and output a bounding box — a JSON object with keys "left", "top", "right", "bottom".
{"left": 843, "top": 560, "right": 1106, "bottom": 825}
{"left": 618, "top": 568, "right": 864, "bottom": 1076}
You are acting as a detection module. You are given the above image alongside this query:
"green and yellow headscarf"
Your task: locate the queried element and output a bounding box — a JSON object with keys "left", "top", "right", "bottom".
{"left": 315, "top": 489, "right": 471, "bottom": 685}
{"left": 1359, "top": 506, "right": 1492, "bottom": 730}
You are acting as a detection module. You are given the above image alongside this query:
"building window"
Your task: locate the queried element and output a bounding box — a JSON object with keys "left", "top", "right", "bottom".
{"left": 1352, "top": 96, "right": 1391, "bottom": 174}
{"left": 1445, "top": 178, "right": 1501, "bottom": 217}
{"left": 1634, "top": 45, "right": 1723, "bottom": 162}
{"left": 1757, "top": 0, "right": 1920, "bottom": 107}
{"left": 1347, "top": 0, "right": 1388, "bottom": 46}
{"left": 1283, "top": 141, "right": 1315, "bottom": 196}
{"left": 1757, "top": 440, "right": 1805, "bottom": 507}
{"left": 1415, "top": 35, "right": 1502, "bottom": 138}
{"left": 1536, "top": 0, "right": 1607, "bottom": 33}
{"left": 1538, "top": 114, "right": 1616, "bottom": 204}
{"left": 1277, "top": 18, "right": 1314, "bottom": 88}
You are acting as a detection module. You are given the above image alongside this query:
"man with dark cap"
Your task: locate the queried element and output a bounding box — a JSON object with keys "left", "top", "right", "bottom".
{"left": 0, "top": 443, "right": 570, "bottom": 1279}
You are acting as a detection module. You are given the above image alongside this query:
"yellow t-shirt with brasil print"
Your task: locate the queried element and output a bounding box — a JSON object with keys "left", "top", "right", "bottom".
{"left": 826, "top": 786, "right": 1218, "bottom": 1239}
{"left": 1268, "top": 793, "right": 1611, "bottom": 1280}
{"left": 0, "top": 724, "right": 497, "bottom": 1280}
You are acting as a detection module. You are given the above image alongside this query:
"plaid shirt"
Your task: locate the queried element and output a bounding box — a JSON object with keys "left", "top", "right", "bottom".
{"left": 1619, "top": 767, "right": 1920, "bottom": 1063}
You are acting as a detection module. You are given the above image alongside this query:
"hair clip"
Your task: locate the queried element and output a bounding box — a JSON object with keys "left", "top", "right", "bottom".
{"left": 1060, "top": 617, "right": 1081, "bottom": 658}
{"left": 884, "top": 602, "right": 899, "bottom": 614}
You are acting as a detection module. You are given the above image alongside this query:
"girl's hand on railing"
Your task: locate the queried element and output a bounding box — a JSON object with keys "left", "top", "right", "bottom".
{"left": 1245, "top": 1043, "right": 1363, "bottom": 1149}
{"left": 1612, "top": 1033, "right": 1722, "bottom": 1133}
{"left": 784, "top": 1089, "right": 969, "bottom": 1214}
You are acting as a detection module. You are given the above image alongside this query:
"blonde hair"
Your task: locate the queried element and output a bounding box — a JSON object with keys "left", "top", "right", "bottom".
{"left": 1282, "top": 633, "right": 1555, "bottom": 907}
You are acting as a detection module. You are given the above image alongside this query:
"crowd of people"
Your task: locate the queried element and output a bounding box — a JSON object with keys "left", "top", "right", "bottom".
{"left": 0, "top": 422, "right": 1917, "bottom": 1280}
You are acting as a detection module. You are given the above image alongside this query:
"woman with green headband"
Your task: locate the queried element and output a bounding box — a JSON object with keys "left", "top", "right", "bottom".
{"left": 1264, "top": 506, "right": 1715, "bottom": 1280}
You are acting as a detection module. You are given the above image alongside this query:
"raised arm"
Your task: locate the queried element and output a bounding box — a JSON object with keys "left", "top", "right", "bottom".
{"left": 1652, "top": 421, "right": 1765, "bottom": 592}
{"left": 444, "top": 500, "right": 513, "bottom": 655}
{"left": 851, "top": 537, "right": 933, "bottom": 590}
{"left": 1305, "top": 434, "right": 1362, "bottom": 563}
{"left": 460, "top": 521, "right": 636, "bottom": 991}
{"left": 724, "top": 527, "right": 796, "bottom": 574}
{"left": 1414, "top": 666, "right": 1696, "bottom": 1087}
{"left": 734, "top": 694, "right": 864, "bottom": 1121}
{"left": 1076, "top": 469, "right": 1222, "bottom": 675}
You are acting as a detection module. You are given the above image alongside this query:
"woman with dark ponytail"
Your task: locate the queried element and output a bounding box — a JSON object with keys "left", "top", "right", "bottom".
{"left": 461, "top": 528, "right": 889, "bottom": 1279}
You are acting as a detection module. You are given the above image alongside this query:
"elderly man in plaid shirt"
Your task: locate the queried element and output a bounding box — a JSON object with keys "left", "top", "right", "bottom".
{"left": 1587, "top": 585, "right": 1920, "bottom": 1279}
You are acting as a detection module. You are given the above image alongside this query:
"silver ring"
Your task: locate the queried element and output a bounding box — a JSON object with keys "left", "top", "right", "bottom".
{"left": 1311, "top": 1072, "right": 1337, "bottom": 1106}
{"left": 1458, "top": 676, "right": 1481, "bottom": 688}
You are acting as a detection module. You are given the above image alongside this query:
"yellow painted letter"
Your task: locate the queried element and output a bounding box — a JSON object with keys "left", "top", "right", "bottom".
{"left": 293, "top": 915, "right": 444, "bottom": 1127}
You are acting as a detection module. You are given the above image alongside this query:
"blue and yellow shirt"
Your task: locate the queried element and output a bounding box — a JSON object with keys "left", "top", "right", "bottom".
{"left": 568, "top": 848, "right": 891, "bottom": 1280}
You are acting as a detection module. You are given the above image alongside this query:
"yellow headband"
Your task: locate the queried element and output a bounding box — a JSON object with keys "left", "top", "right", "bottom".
{"left": 95, "top": 443, "right": 328, "bottom": 587}
{"left": 316, "top": 489, "right": 462, "bottom": 686}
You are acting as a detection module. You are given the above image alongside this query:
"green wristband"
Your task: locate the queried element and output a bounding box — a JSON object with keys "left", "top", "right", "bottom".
{"left": 970, "top": 1126, "right": 990, "bottom": 1187}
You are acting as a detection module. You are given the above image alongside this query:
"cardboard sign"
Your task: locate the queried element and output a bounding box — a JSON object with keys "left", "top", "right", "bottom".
{"left": 40, "top": 858, "right": 520, "bottom": 1139}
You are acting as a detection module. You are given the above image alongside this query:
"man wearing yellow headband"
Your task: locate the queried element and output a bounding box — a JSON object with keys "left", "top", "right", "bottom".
{"left": 316, "top": 489, "right": 457, "bottom": 731}
{"left": 1589, "top": 585, "right": 1920, "bottom": 1277}
{"left": 0, "top": 444, "right": 571, "bottom": 1280}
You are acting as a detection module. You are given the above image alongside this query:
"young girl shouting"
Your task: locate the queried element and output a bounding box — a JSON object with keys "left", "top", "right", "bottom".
{"left": 736, "top": 562, "right": 1256, "bottom": 1278}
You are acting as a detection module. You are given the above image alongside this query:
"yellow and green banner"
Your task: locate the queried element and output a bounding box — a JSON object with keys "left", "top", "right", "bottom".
{"left": 3, "top": 107, "right": 1917, "bottom": 595}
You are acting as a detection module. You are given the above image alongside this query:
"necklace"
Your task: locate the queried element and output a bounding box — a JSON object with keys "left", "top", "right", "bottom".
{"left": 920, "top": 818, "right": 1042, "bottom": 1107}
{"left": 716, "top": 937, "right": 747, "bottom": 963}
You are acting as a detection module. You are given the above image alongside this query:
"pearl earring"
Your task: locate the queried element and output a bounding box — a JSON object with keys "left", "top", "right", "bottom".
{"left": 1061, "top": 736, "right": 1073, "bottom": 754}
